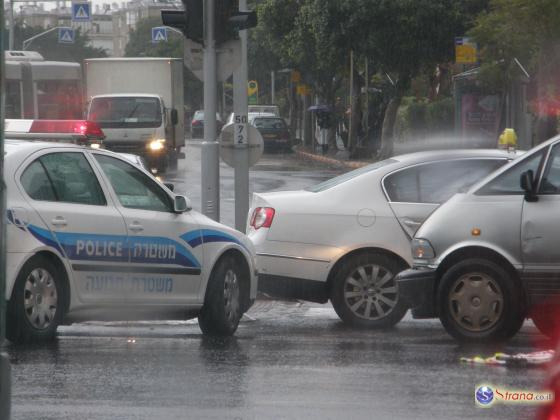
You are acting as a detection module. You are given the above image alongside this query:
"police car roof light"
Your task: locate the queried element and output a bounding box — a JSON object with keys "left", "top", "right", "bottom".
{"left": 29, "top": 120, "right": 105, "bottom": 139}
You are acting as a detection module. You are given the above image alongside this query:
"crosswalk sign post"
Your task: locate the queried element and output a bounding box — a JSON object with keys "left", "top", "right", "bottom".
{"left": 72, "top": 2, "right": 91, "bottom": 22}
{"left": 58, "top": 27, "right": 75, "bottom": 44}
{"left": 152, "top": 27, "right": 168, "bottom": 43}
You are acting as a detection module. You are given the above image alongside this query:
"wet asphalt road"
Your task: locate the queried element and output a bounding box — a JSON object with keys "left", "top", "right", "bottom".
{"left": 5, "top": 142, "right": 553, "bottom": 419}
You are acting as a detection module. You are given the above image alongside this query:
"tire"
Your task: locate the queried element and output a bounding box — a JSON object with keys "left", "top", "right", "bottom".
{"left": 438, "top": 258, "right": 524, "bottom": 343}
{"left": 532, "top": 305, "right": 560, "bottom": 339}
{"left": 330, "top": 253, "right": 408, "bottom": 328}
{"left": 7, "top": 256, "right": 64, "bottom": 344}
{"left": 198, "top": 255, "right": 244, "bottom": 336}
{"left": 167, "top": 148, "right": 179, "bottom": 171}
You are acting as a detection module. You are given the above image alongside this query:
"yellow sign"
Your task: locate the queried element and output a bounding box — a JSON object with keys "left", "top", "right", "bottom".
{"left": 291, "top": 70, "right": 301, "bottom": 83}
{"left": 248, "top": 80, "right": 258, "bottom": 105}
{"left": 455, "top": 37, "right": 478, "bottom": 64}
{"left": 296, "top": 84, "right": 311, "bottom": 96}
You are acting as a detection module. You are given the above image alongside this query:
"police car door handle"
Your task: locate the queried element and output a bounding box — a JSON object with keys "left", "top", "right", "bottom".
{"left": 51, "top": 217, "right": 67, "bottom": 227}
{"left": 129, "top": 222, "right": 144, "bottom": 232}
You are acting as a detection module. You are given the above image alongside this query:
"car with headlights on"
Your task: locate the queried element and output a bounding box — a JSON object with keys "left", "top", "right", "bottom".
{"left": 397, "top": 136, "right": 560, "bottom": 342}
{"left": 3, "top": 137, "right": 257, "bottom": 343}
{"left": 248, "top": 149, "right": 521, "bottom": 328}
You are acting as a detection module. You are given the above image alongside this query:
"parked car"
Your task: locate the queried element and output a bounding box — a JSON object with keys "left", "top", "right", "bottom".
{"left": 397, "top": 135, "right": 560, "bottom": 342}
{"left": 249, "top": 115, "right": 292, "bottom": 152}
{"left": 248, "top": 149, "right": 521, "bottom": 328}
{"left": 190, "top": 110, "right": 223, "bottom": 139}
{"left": 248, "top": 105, "right": 280, "bottom": 116}
{"left": 3, "top": 134, "right": 257, "bottom": 343}
{"left": 226, "top": 111, "right": 276, "bottom": 125}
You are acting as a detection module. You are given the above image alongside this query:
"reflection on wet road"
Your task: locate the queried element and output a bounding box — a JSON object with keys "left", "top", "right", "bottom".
{"left": 8, "top": 301, "right": 550, "bottom": 420}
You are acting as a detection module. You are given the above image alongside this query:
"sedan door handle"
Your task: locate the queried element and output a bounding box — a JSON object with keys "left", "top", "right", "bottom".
{"left": 403, "top": 219, "right": 422, "bottom": 227}
{"left": 129, "top": 222, "right": 144, "bottom": 232}
{"left": 51, "top": 217, "right": 67, "bottom": 227}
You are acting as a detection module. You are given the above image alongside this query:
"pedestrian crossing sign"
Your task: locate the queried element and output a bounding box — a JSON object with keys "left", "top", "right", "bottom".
{"left": 58, "top": 27, "right": 75, "bottom": 44}
{"left": 152, "top": 27, "right": 168, "bottom": 43}
{"left": 72, "top": 2, "right": 91, "bottom": 22}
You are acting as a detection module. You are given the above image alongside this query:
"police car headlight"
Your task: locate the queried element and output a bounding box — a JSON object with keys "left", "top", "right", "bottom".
{"left": 412, "top": 238, "right": 435, "bottom": 260}
{"left": 148, "top": 139, "right": 166, "bottom": 151}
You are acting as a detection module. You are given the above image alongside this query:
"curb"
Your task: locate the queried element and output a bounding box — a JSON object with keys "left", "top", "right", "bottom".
{"left": 294, "top": 147, "right": 370, "bottom": 169}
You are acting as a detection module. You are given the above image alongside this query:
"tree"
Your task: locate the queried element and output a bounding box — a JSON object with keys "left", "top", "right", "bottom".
{"left": 470, "top": 0, "right": 560, "bottom": 143}
{"left": 4, "top": 23, "right": 107, "bottom": 62}
{"left": 125, "top": 17, "right": 203, "bottom": 110}
{"left": 345, "top": 0, "right": 486, "bottom": 158}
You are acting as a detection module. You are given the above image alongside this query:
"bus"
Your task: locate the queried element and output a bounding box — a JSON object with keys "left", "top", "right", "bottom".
{"left": 5, "top": 51, "right": 83, "bottom": 120}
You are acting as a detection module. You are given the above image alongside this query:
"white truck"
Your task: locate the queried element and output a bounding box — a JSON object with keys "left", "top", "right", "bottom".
{"left": 84, "top": 57, "right": 185, "bottom": 172}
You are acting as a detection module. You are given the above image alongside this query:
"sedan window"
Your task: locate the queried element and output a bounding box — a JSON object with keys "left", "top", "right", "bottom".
{"left": 385, "top": 159, "right": 506, "bottom": 204}
{"left": 20, "top": 160, "right": 57, "bottom": 202}
{"left": 22, "top": 152, "right": 106, "bottom": 206}
{"left": 95, "top": 154, "right": 172, "bottom": 212}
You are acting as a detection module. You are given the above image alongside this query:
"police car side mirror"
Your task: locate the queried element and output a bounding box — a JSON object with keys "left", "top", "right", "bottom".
{"left": 174, "top": 195, "right": 191, "bottom": 213}
{"left": 521, "top": 170, "right": 538, "bottom": 202}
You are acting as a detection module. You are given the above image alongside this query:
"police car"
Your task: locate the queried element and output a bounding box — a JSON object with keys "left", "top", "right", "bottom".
{"left": 4, "top": 120, "right": 257, "bottom": 343}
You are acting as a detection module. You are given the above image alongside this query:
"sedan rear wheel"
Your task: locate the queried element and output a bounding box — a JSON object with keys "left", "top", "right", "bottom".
{"left": 7, "top": 256, "right": 64, "bottom": 343}
{"left": 330, "top": 253, "right": 408, "bottom": 328}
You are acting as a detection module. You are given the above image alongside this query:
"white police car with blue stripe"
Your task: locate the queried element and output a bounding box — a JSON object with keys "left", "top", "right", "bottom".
{"left": 4, "top": 135, "right": 257, "bottom": 343}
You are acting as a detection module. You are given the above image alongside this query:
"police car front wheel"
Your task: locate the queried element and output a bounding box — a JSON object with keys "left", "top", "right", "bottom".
{"left": 7, "top": 256, "right": 65, "bottom": 344}
{"left": 198, "top": 255, "right": 243, "bottom": 336}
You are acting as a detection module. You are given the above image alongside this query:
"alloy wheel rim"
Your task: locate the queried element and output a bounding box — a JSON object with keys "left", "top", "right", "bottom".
{"left": 223, "top": 269, "right": 240, "bottom": 323}
{"left": 448, "top": 272, "right": 504, "bottom": 333}
{"left": 343, "top": 264, "right": 397, "bottom": 320}
{"left": 24, "top": 268, "right": 58, "bottom": 330}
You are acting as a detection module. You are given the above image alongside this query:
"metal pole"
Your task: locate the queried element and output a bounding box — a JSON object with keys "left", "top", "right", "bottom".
{"left": 201, "top": 0, "right": 220, "bottom": 221}
{"left": 8, "top": 0, "right": 14, "bottom": 50}
{"left": 0, "top": 0, "right": 12, "bottom": 416}
{"left": 348, "top": 50, "right": 354, "bottom": 150}
{"left": 232, "top": 0, "right": 249, "bottom": 232}
{"left": 365, "top": 58, "right": 369, "bottom": 143}
{"left": 271, "top": 70, "right": 275, "bottom": 105}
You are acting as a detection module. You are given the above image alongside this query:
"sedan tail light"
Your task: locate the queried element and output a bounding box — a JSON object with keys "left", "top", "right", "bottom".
{"left": 250, "top": 207, "right": 275, "bottom": 229}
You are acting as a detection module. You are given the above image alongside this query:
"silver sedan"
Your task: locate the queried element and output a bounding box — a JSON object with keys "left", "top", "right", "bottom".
{"left": 248, "top": 149, "right": 522, "bottom": 328}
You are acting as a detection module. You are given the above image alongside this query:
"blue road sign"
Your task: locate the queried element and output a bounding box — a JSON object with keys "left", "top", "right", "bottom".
{"left": 152, "top": 27, "right": 168, "bottom": 43}
{"left": 72, "top": 2, "right": 91, "bottom": 22}
{"left": 58, "top": 27, "right": 75, "bottom": 44}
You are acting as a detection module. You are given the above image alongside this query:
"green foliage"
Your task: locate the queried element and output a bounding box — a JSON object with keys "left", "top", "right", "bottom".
{"left": 395, "top": 97, "right": 455, "bottom": 140}
{"left": 4, "top": 23, "right": 106, "bottom": 61}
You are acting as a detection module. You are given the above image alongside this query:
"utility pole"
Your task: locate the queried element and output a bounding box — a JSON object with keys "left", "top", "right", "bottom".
{"left": 232, "top": 0, "right": 249, "bottom": 232}
{"left": 271, "top": 70, "right": 275, "bottom": 104}
{"left": 0, "top": 0, "right": 12, "bottom": 417}
{"left": 201, "top": 0, "right": 220, "bottom": 221}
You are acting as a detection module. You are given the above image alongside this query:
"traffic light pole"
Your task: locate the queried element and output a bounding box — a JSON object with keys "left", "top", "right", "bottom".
{"left": 0, "top": 0, "right": 12, "bottom": 418}
{"left": 232, "top": 0, "right": 249, "bottom": 232}
{"left": 201, "top": 0, "right": 220, "bottom": 221}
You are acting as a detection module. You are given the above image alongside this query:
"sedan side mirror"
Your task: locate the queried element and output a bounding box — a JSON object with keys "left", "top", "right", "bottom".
{"left": 521, "top": 170, "right": 538, "bottom": 202}
{"left": 174, "top": 195, "right": 192, "bottom": 213}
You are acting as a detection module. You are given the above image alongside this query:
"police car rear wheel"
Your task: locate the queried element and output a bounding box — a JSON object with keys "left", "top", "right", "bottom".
{"left": 198, "top": 256, "right": 242, "bottom": 336}
{"left": 7, "top": 256, "right": 64, "bottom": 343}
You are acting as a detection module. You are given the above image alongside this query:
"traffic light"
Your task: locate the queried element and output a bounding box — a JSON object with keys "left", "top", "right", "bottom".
{"left": 161, "top": 0, "right": 256, "bottom": 46}
{"left": 215, "top": 0, "right": 257, "bottom": 45}
{"left": 161, "top": 0, "right": 203, "bottom": 44}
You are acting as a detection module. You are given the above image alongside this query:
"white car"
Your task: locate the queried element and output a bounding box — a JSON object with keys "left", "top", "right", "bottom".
{"left": 4, "top": 137, "right": 257, "bottom": 343}
{"left": 248, "top": 149, "right": 521, "bottom": 328}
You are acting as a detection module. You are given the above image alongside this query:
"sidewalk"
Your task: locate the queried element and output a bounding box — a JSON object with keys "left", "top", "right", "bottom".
{"left": 293, "top": 145, "right": 372, "bottom": 169}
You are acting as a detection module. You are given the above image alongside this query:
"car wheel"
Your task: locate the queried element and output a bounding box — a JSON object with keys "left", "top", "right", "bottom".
{"left": 330, "top": 253, "right": 408, "bottom": 328}
{"left": 198, "top": 255, "right": 243, "bottom": 336}
{"left": 438, "top": 258, "right": 523, "bottom": 342}
{"left": 167, "top": 148, "right": 178, "bottom": 171}
{"left": 7, "top": 256, "right": 64, "bottom": 344}
{"left": 532, "top": 305, "right": 560, "bottom": 339}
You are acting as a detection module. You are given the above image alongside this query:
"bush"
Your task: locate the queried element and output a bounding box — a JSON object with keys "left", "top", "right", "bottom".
{"left": 395, "top": 97, "right": 454, "bottom": 141}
